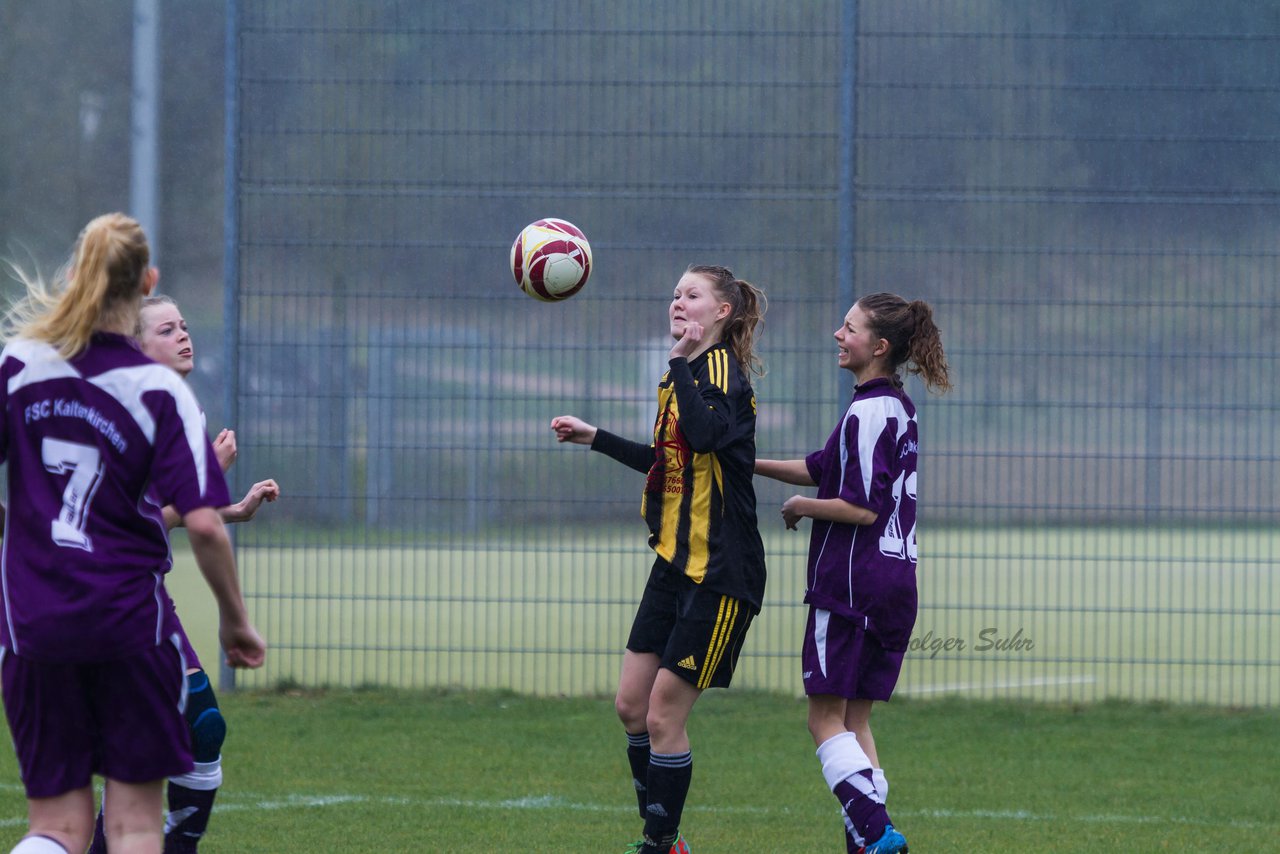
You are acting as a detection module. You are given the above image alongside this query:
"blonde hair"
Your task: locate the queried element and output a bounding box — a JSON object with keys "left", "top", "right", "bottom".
{"left": 3, "top": 213, "right": 151, "bottom": 359}
{"left": 686, "top": 264, "right": 768, "bottom": 378}
{"left": 136, "top": 293, "right": 178, "bottom": 338}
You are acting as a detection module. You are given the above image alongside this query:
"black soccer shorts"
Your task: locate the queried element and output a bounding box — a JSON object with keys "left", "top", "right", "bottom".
{"left": 626, "top": 558, "right": 756, "bottom": 689}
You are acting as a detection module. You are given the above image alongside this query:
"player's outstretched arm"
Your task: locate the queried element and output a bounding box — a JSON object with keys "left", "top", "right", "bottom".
{"left": 756, "top": 458, "right": 816, "bottom": 485}
{"left": 161, "top": 479, "right": 281, "bottom": 530}
{"left": 183, "top": 506, "right": 266, "bottom": 668}
{"left": 221, "top": 479, "right": 281, "bottom": 524}
{"left": 550, "top": 415, "right": 597, "bottom": 445}
{"left": 554, "top": 414, "right": 653, "bottom": 472}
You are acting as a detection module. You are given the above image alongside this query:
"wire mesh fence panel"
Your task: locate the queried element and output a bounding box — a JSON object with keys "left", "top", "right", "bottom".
{"left": 227, "top": 0, "right": 1279, "bottom": 704}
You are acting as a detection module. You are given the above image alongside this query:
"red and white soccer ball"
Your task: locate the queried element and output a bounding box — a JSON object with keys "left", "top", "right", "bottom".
{"left": 510, "top": 218, "right": 592, "bottom": 302}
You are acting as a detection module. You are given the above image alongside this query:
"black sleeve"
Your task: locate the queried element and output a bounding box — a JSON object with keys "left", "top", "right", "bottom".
{"left": 590, "top": 428, "right": 655, "bottom": 474}
{"left": 668, "top": 357, "right": 732, "bottom": 453}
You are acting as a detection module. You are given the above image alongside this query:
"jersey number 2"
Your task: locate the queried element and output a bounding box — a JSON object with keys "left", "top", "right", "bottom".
{"left": 878, "top": 470, "right": 917, "bottom": 563}
{"left": 42, "top": 437, "right": 104, "bottom": 552}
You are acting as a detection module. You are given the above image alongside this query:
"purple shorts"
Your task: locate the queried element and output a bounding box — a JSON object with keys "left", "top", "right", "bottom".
{"left": 165, "top": 589, "right": 202, "bottom": 672}
{"left": 1, "top": 635, "right": 193, "bottom": 798}
{"left": 801, "top": 607, "right": 905, "bottom": 701}
{"left": 175, "top": 620, "right": 201, "bottom": 672}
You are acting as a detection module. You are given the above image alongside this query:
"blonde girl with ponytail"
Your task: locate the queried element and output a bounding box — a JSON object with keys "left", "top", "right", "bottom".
{"left": 0, "top": 213, "right": 264, "bottom": 854}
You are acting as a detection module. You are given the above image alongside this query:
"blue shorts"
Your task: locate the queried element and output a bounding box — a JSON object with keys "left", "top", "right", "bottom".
{"left": 801, "top": 607, "right": 905, "bottom": 701}
{"left": 1, "top": 636, "right": 193, "bottom": 798}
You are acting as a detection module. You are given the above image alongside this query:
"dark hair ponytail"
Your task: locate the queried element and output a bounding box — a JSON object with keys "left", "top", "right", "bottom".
{"left": 857, "top": 292, "right": 951, "bottom": 393}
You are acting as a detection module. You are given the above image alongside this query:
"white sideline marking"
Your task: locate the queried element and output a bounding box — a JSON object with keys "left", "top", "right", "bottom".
{"left": 2, "top": 787, "right": 1275, "bottom": 833}
{"left": 217, "top": 792, "right": 762, "bottom": 816}
{"left": 900, "top": 674, "right": 1097, "bottom": 695}
{"left": 210, "top": 791, "right": 1274, "bottom": 831}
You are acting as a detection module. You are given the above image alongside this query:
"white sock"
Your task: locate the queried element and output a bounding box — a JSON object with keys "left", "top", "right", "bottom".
{"left": 169, "top": 757, "right": 223, "bottom": 791}
{"left": 11, "top": 836, "right": 68, "bottom": 854}
{"left": 873, "top": 767, "right": 889, "bottom": 802}
{"left": 815, "top": 731, "right": 875, "bottom": 796}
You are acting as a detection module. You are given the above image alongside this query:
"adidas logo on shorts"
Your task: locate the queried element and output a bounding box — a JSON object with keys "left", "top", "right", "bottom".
{"left": 677, "top": 655, "right": 698, "bottom": 670}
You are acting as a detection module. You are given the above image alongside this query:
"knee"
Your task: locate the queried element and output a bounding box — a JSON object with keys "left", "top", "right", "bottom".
{"left": 190, "top": 706, "right": 226, "bottom": 763}
{"left": 644, "top": 708, "right": 669, "bottom": 742}
{"left": 615, "top": 692, "right": 648, "bottom": 731}
{"left": 184, "top": 671, "right": 227, "bottom": 763}
{"left": 807, "top": 708, "right": 845, "bottom": 747}
{"left": 644, "top": 701, "right": 686, "bottom": 745}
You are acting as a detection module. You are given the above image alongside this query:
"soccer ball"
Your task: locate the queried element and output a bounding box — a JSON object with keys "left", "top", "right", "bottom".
{"left": 510, "top": 218, "right": 592, "bottom": 301}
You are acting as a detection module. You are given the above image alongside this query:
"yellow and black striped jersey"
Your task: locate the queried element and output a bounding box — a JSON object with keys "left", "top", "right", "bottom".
{"left": 591, "top": 343, "right": 766, "bottom": 610}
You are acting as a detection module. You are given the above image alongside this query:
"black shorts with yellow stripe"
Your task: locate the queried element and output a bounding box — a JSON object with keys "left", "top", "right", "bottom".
{"left": 626, "top": 558, "right": 757, "bottom": 690}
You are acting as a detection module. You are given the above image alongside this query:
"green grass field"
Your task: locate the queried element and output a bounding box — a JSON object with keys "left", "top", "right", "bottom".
{"left": 110, "top": 523, "right": 1274, "bottom": 850}
{"left": 2, "top": 688, "right": 1276, "bottom": 852}
{"left": 168, "top": 525, "right": 1279, "bottom": 706}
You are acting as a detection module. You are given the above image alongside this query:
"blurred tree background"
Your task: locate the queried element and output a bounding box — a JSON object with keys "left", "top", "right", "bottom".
{"left": 1, "top": 0, "right": 227, "bottom": 416}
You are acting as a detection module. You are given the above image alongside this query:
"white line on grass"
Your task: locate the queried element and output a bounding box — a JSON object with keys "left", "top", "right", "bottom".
{"left": 210, "top": 791, "right": 1275, "bottom": 832}
{"left": 2, "top": 784, "right": 1273, "bottom": 833}
{"left": 217, "top": 792, "right": 762, "bottom": 816}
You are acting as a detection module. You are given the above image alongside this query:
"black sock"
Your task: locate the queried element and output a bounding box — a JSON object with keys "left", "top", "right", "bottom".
{"left": 626, "top": 731, "right": 652, "bottom": 820}
{"left": 643, "top": 750, "right": 692, "bottom": 843}
{"left": 164, "top": 780, "right": 219, "bottom": 853}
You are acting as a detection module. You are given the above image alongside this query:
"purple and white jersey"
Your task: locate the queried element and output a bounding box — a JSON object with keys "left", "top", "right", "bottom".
{"left": 803, "top": 377, "right": 919, "bottom": 650}
{"left": 0, "top": 332, "right": 230, "bottom": 662}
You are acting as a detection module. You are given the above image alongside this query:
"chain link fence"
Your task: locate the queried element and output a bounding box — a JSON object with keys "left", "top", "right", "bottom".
{"left": 225, "top": 0, "right": 1279, "bottom": 704}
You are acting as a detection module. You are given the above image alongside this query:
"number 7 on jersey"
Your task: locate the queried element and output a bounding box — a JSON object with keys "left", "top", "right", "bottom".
{"left": 42, "top": 437, "right": 105, "bottom": 552}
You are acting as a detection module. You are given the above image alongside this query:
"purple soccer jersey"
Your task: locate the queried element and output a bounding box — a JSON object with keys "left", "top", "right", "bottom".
{"left": 0, "top": 333, "right": 231, "bottom": 662}
{"left": 803, "top": 377, "right": 919, "bottom": 651}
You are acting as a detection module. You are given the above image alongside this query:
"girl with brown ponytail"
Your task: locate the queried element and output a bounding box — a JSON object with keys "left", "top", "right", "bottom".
{"left": 755, "top": 292, "right": 950, "bottom": 854}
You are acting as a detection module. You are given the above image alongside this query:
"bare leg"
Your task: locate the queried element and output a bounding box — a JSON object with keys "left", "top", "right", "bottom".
{"left": 645, "top": 668, "right": 702, "bottom": 753}
{"left": 844, "top": 698, "right": 878, "bottom": 768}
{"left": 24, "top": 786, "right": 95, "bottom": 854}
{"left": 640, "top": 668, "right": 701, "bottom": 845}
{"left": 808, "top": 693, "right": 850, "bottom": 746}
{"left": 616, "top": 650, "right": 662, "bottom": 733}
{"left": 102, "top": 779, "right": 165, "bottom": 854}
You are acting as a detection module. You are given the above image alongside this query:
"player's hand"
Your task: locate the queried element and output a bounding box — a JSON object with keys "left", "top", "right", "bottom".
{"left": 781, "top": 495, "right": 806, "bottom": 530}
{"left": 214, "top": 429, "right": 238, "bottom": 472}
{"left": 221, "top": 621, "right": 266, "bottom": 669}
{"left": 551, "top": 415, "right": 597, "bottom": 445}
{"left": 669, "top": 320, "right": 704, "bottom": 360}
{"left": 226, "top": 479, "right": 280, "bottom": 523}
